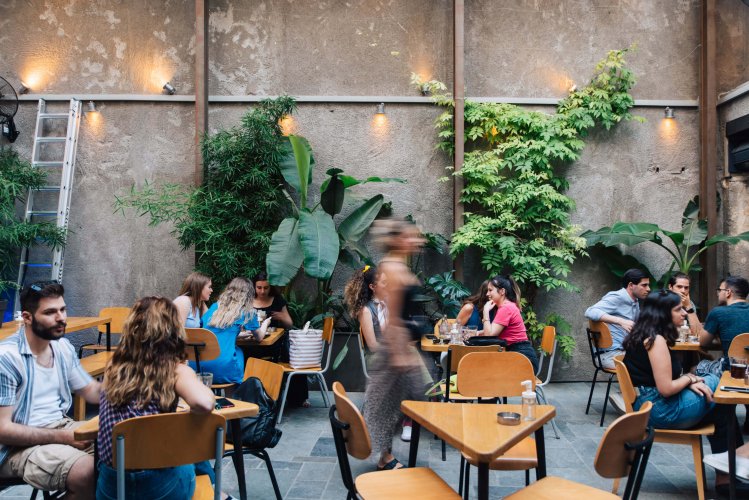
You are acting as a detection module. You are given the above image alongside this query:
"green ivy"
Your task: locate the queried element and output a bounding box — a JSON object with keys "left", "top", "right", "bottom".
{"left": 114, "top": 97, "right": 295, "bottom": 292}
{"left": 418, "top": 49, "right": 641, "bottom": 359}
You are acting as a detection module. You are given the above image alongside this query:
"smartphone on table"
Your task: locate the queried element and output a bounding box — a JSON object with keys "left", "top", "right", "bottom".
{"left": 215, "top": 397, "right": 235, "bottom": 409}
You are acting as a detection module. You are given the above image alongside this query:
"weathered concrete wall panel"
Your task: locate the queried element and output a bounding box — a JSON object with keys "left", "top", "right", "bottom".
{"left": 717, "top": 0, "right": 749, "bottom": 95}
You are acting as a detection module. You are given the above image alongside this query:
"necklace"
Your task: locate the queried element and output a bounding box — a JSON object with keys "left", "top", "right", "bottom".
{"left": 35, "top": 348, "right": 54, "bottom": 369}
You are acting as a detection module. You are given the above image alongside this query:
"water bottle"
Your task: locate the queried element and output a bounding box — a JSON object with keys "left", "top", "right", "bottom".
{"left": 678, "top": 324, "right": 690, "bottom": 343}
{"left": 439, "top": 316, "right": 449, "bottom": 341}
{"left": 449, "top": 322, "right": 461, "bottom": 345}
{"left": 521, "top": 380, "right": 536, "bottom": 421}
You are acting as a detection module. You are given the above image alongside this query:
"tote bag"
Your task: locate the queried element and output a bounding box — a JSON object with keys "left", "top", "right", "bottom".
{"left": 289, "top": 322, "right": 325, "bottom": 369}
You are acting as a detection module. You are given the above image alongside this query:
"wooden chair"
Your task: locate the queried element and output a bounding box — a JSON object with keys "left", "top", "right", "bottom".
{"left": 78, "top": 306, "right": 130, "bottom": 357}
{"left": 277, "top": 316, "right": 334, "bottom": 424}
{"left": 727, "top": 333, "right": 749, "bottom": 358}
{"left": 329, "top": 381, "right": 460, "bottom": 499}
{"left": 586, "top": 321, "right": 619, "bottom": 426}
{"left": 614, "top": 357, "right": 714, "bottom": 500}
{"left": 111, "top": 411, "right": 226, "bottom": 500}
{"left": 535, "top": 326, "right": 560, "bottom": 439}
{"left": 456, "top": 352, "right": 539, "bottom": 497}
{"left": 504, "top": 401, "right": 655, "bottom": 500}
{"left": 222, "top": 358, "right": 285, "bottom": 500}
{"left": 185, "top": 328, "right": 235, "bottom": 394}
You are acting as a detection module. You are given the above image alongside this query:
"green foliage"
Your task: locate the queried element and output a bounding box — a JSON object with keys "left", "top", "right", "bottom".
{"left": 420, "top": 48, "right": 641, "bottom": 360}
{"left": 583, "top": 196, "right": 749, "bottom": 284}
{"left": 0, "top": 148, "right": 66, "bottom": 293}
{"left": 113, "top": 97, "right": 296, "bottom": 292}
{"left": 267, "top": 135, "right": 403, "bottom": 285}
{"left": 423, "top": 271, "right": 471, "bottom": 319}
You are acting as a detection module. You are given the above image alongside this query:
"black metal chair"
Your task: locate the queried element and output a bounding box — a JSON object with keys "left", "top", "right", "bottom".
{"left": 586, "top": 320, "right": 618, "bottom": 426}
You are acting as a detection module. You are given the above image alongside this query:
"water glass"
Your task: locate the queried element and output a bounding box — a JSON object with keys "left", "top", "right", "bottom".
{"left": 200, "top": 372, "right": 213, "bottom": 387}
{"left": 257, "top": 310, "right": 267, "bottom": 322}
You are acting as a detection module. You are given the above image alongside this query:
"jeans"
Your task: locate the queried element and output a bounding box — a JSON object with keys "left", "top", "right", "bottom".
{"left": 96, "top": 462, "right": 197, "bottom": 500}
{"left": 634, "top": 374, "right": 743, "bottom": 453}
{"left": 507, "top": 341, "right": 539, "bottom": 374}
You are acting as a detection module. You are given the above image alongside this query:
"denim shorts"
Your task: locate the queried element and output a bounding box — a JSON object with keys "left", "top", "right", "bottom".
{"left": 96, "top": 461, "right": 195, "bottom": 500}
{"left": 633, "top": 373, "right": 719, "bottom": 430}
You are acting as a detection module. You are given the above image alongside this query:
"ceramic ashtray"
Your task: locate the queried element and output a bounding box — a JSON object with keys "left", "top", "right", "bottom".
{"left": 497, "top": 412, "right": 521, "bottom": 425}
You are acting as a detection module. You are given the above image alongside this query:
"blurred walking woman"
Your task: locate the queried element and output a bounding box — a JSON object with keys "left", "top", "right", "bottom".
{"left": 96, "top": 297, "right": 216, "bottom": 499}
{"left": 363, "top": 219, "right": 428, "bottom": 470}
{"left": 481, "top": 275, "right": 539, "bottom": 372}
{"left": 173, "top": 272, "right": 213, "bottom": 328}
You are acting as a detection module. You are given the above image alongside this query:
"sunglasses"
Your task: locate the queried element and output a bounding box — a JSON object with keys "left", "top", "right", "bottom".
{"left": 29, "top": 280, "right": 59, "bottom": 292}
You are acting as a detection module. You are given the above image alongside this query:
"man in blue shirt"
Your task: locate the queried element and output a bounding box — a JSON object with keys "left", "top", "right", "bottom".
{"left": 585, "top": 268, "right": 651, "bottom": 369}
{"left": 696, "top": 276, "right": 749, "bottom": 357}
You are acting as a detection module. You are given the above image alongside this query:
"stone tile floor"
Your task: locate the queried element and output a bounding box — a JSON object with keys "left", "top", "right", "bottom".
{"left": 1, "top": 381, "right": 744, "bottom": 499}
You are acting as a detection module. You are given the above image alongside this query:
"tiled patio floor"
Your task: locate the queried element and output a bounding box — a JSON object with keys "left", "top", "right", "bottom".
{"left": 1, "top": 381, "right": 743, "bottom": 499}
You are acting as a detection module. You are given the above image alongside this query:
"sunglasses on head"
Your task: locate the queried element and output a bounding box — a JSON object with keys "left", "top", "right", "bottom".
{"left": 29, "top": 280, "right": 59, "bottom": 292}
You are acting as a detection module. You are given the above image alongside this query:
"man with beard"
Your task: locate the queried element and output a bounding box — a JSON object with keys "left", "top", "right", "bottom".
{"left": 695, "top": 276, "right": 749, "bottom": 368}
{"left": 0, "top": 281, "right": 100, "bottom": 498}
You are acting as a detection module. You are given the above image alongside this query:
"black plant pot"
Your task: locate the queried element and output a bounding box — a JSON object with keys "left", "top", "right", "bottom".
{"left": 0, "top": 299, "right": 6, "bottom": 328}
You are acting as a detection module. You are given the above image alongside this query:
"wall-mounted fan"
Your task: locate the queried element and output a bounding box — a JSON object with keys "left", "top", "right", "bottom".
{"left": 0, "top": 76, "right": 20, "bottom": 143}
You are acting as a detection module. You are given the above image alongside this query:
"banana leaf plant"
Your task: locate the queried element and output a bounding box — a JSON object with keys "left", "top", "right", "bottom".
{"left": 581, "top": 197, "right": 749, "bottom": 277}
{"left": 266, "top": 135, "right": 403, "bottom": 285}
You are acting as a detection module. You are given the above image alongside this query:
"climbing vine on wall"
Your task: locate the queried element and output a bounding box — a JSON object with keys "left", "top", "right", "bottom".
{"left": 417, "top": 49, "right": 641, "bottom": 358}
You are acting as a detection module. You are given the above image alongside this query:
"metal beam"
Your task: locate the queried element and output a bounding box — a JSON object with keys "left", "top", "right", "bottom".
{"left": 194, "top": 0, "right": 208, "bottom": 185}
{"left": 453, "top": 0, "right": 465, "bottom": 280}
{"left": 699, "top": 0, "right": 719, "bottom": 310}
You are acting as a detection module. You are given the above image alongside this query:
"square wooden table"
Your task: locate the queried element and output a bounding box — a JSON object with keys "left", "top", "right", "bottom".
{"left": 0, "top": 316, "right": 113, "bottom": 346}
{"left": 401, "top": 400, "right": 556, "bottom": 500}
{"left": 74, "top": 397, "right": 259, "bottom": 500}
{"left": 713, "top": 371, "right": 749, "bottom": 500}
{"left": 236, "top": 327, "right": 285, "bottom": 347}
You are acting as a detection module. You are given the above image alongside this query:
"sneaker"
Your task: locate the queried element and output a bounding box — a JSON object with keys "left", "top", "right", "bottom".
{"left": 608, "top": 393, "right": 626, "bottom": 416}
{"left": 704, "top": 452, "right": 749, "bottom": 480}
{"left": 401, "top": 425, "right": 412, "bottom": 442}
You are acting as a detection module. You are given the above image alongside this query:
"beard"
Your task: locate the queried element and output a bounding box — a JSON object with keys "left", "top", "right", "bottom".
{"left": 30, "top": 316, "right": 66, "bottom": 341}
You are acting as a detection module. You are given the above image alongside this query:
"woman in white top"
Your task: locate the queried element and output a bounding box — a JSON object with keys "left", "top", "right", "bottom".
{"left": 173, "top": 272, "right": 212, "bottom": 328}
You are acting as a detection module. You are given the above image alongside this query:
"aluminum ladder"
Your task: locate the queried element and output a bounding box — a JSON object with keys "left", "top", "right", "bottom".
{"left": 14, "top": 99, "right": 82, "bottom": 311}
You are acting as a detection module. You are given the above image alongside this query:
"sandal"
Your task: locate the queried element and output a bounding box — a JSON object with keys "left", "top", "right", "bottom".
{"left": 377, "top": 458, "right": 405, "bottom": 471}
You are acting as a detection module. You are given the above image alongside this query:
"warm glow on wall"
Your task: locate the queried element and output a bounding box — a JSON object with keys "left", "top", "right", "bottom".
{"left": 279, "top": 115, "right": 297, "bottom": 136}
{"left": 372, "top": 103, "right": 388, "bottom": 130}
{"left": 659, "top": 115, "right": 678, "bottom": 146}
{"left": 85, "top": 102, "right": 103, "bottom": 137}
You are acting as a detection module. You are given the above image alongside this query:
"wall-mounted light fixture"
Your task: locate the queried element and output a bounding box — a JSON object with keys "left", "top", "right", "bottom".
{"left": 163, "top": 82, "right": 176, "bottom": 95}
{"left": 664, "top": 106, "right": 675, "bottom": 119}
{"left": 419, "top": 83, "right": 431, "bottom": 96}
{"left": 375, "top": 103, "right": 385, "bottom": 116}
{"left": 87, "top": 101, "right": 97, "bottom": 113}
{"left": 17, "top": 82, "right": 30, "bottom": 94}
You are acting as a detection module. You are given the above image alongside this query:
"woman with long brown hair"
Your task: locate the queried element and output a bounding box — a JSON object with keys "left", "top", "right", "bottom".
{"left": 173, "top": 272, "right": 213, "bottom": 328}
{"left": 95, "top": 296, "right": 216, "bottom": 499}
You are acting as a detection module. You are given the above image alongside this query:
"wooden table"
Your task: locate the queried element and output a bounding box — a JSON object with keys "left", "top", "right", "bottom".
{"left": 420, "top": 335, "right": 449, "bottom": 353}
{"left": 402, "top": 400, "right": 556, "bottom": 500}
{"left": 670, "top": 340, "right": 703, "bottom": 351}
{"left": 712, "top": 371, "right": 749, "bottom": 500}
{"left": 0, "top": 316, "right": 113, "bottom": 344}
{"left": 236, "top": 327, "right": 285, "bottom": 347}
{"left": 74, "top": 397, "right": 259, "bottom": 500}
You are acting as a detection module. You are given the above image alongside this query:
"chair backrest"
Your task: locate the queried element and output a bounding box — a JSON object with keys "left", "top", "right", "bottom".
{"left": 433, "top": 318, "right": 457, "bottom": 336}
{"left": 456, "top": 351, "right": 535, "bottom": 398}
{"left": 613, "top": 355, "right": 637, "bottom": 413}
{"left": 112, "top": 412, "right": 225, "bottom": 500}
{"left": 446, "top": 344, "right": 501, "bottom": 374}
{"left": 322, "top": 316, "right": 334, "bottom": 344}
{"left": 594, "top": 401, "right": 654, "bottom": 500}
{"left": 244, "top": 358, "right": 285, "bottom": 401}
{"left": 331, "top": 382, "right": 371, "bottom": 459}
{"left": 536, "top": 325, "right": 557, "bottom": 382}
{"left": 588, "top": 321, "right": 614, "bottom": 350}
{"left": 728, "top": 333, "right": 749, "bottom": 358}
{"left": 98, "top": 307, "right": 131, "bottom": 334}
{"left": 185, "top": 328, "right": 222, "bottom": 363}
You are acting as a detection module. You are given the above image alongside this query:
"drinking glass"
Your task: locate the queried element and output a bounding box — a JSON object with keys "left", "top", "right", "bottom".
{"left": 200, "top": 372, "right": 213, "bottom": 387}
{"left": 257, "top": 310, "right": 267, "bottom": 322}
{"left": 730, "top": 358, "right": 747, "bottom": 379}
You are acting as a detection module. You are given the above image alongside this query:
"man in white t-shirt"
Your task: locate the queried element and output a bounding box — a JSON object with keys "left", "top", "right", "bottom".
{"left": 0, "top": 281, "right": 101, "bottom": 498}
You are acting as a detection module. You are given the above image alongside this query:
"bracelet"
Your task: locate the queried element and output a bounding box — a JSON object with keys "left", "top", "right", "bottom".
{"left": 686, "top": 307, "right": 695, "bottom": 314}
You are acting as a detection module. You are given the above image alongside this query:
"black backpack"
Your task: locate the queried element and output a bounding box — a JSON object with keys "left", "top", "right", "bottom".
{"left": 226, "top": 377, "right": 282, "bottom": 449}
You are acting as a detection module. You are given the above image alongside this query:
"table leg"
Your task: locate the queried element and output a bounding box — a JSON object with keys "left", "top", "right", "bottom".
{"left": 106, "top": 322, "right": 111, "bottom": 351}
{"left": 477, "top": 462, "right": 489, "bottom": 500}
{"left": 728, "top": 404, "right": 737, "bottom": 500}
{"left": 408, "top": 420, "right": 421, "bottom": 468}
{"left": 534, "top": 424, "right": 547, "bottom": 479}
{"left": 230, "top": 419, "right": 247, "bottom": 500}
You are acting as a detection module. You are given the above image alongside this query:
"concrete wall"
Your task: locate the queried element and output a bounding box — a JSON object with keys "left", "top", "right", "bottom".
{"left": 2, "top": 0, "right": 748, "bottom": 379}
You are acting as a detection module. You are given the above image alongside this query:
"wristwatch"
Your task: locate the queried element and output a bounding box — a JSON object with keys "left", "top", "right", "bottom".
{"left": 685, "top": 307, "right": 695, "bottom": 314}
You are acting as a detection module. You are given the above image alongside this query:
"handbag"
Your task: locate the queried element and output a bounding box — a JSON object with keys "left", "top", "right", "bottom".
{"left": 288, "top": 322, "right": 324, "bottom": 369}
{"left": 226, "top": 377, "right": 282, "bottom": 449}
{"left": 464, "top": 336, "right": 506, "bottom": 348}
{"left": 401, "top": 285, "right": 431, "bottom": 341}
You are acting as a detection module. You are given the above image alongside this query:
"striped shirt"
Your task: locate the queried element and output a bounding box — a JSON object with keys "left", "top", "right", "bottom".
{"left": 0, "top": 326, "right": 94, "bottom": 466}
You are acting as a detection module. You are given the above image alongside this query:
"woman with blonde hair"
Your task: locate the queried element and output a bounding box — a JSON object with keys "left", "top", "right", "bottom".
{"left": 96, "top": 296, "right": 217, "bottom": 499}
{"left": 191, "top": 277, "right": 271, "bottom": 384}
{"left": 173, "top": 271, "right": 213, "bottom": 327}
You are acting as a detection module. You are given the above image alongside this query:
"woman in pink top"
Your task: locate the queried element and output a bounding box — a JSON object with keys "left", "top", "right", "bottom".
{"left": 481, "top": 275, "right": 539, "bottom": 372}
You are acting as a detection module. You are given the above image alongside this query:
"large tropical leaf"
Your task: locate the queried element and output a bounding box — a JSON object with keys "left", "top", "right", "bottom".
{"left": 267, "top": 217, "right": 304, "bottom": 285}
{"left": 338, "top": 195, "right": 384, "bottom": 242}
{"left": 705, "top": 231, "right": 749, "bottom": 247}
{"left": 298, "top": 210, "right": 339, "bottom": 280}
{"left": 681, "top": 195, "right": 699, "bottom": 225}
{"left": 279, "top": 135, "right": 314, "bottom": 206}
{"left": 582, "top": 222, "right": 661, "bottom": 247}
{"left": 321, "top": 168, "right": 345, "bottom": 216}
{"left": 677, "top": 218, "right": 707, "bottom": 248}
{"left": 320, "top": 174, "right": 405, "bottom": 192}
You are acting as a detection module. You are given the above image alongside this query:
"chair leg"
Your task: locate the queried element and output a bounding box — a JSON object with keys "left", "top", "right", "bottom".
{"left": 277, "top": 373, "right": 293, "bottom": 425}
{"left": 612, "top": 477, "right": 621, "bottom": 495}
{"left": 458, "top": 455, "right": 465, "bottom": 496}
{"left": 30, "top": 490, "right": 38, "bottom": 500}
{"left": 317, "top": 373, "right": 330, "bottom": 408}
{"left": 256, "top": 449, "right": 282, "bottom": 500}
{"left": 463, "top": 460, "right": 470, "bottom": 500}
{"left": 586, "top": 368, "right": 601, "bottom": 414}
{"left": 600, "top": 374, "right": 614, "bottom": 427}
{"left": 441, "top": 438, "right": 446, "bottom": 461}
{"left": 691, "top": 436, "right": 707, "bottom": 500}
{"left": 525, "top": 469, "right": 530, "bottom": 486}
{"left": 536, "top": 387, "right": 561, "bottom": 439}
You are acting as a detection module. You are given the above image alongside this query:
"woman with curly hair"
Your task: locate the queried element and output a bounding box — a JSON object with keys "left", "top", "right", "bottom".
{"left": 95, "top": 297, "right": 217, "bottom": 499}
{"left": 344, "top": 265, "right": 388, "bottom": 354}
{"left": 456, "top": 280, "right": 494, "bottom": 331}
{"left": 191, "top": 277, "right": 271, "bottom": 384}
{"left": 173, "top": 272, "right": 213, "bottom": 328}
